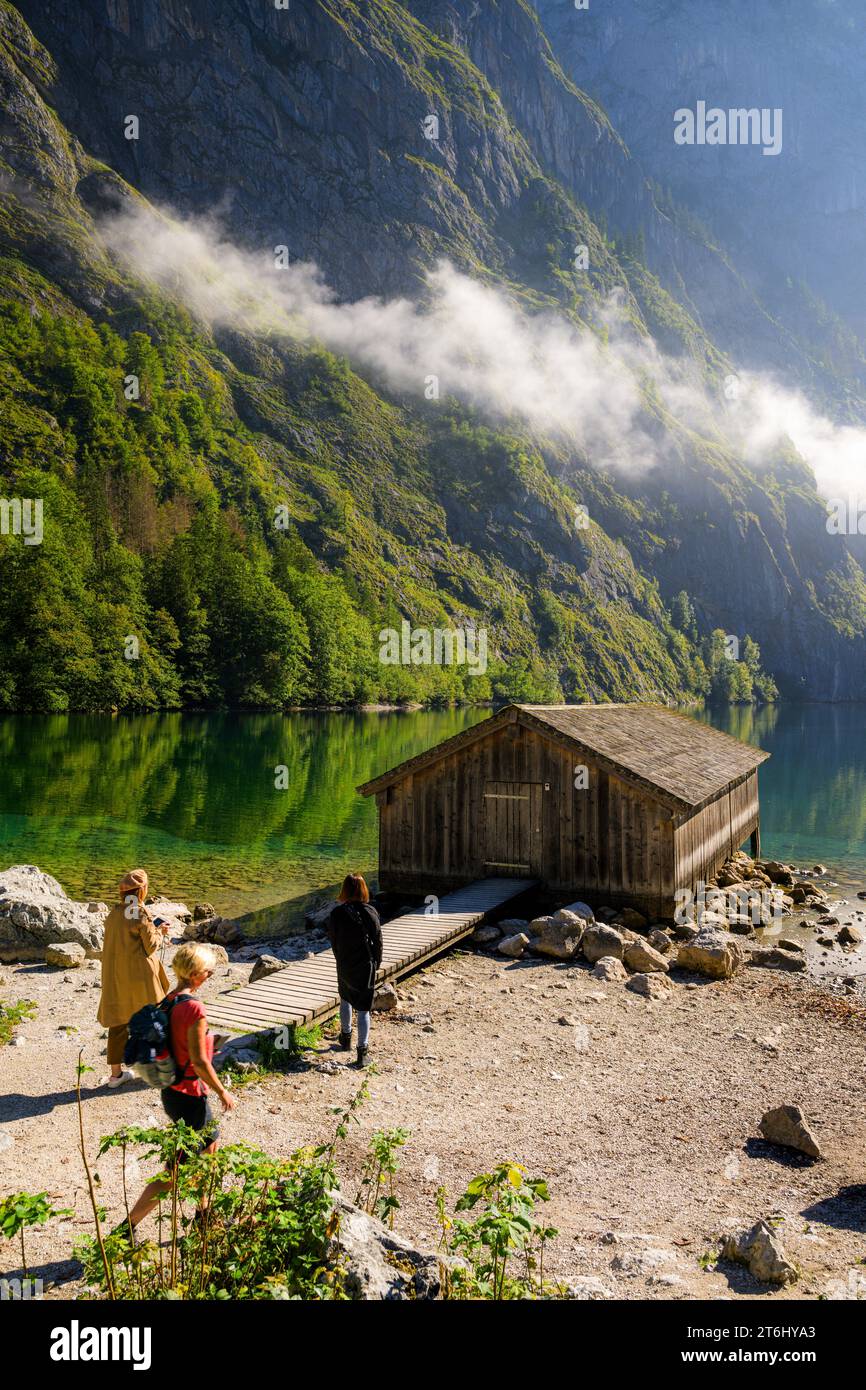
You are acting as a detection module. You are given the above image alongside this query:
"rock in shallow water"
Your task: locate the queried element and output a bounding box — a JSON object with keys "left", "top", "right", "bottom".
{"left": 748, "top": 945, "right": 807, "bottom": 972}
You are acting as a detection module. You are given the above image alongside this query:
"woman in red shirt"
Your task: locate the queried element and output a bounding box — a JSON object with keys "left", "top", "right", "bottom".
{"left": 123, "top": 942, "right": 235, "bottom": 1235}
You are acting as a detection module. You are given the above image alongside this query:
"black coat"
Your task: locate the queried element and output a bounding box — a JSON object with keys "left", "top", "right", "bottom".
{"left": 327, "top": 902, "right": 383, "bottom": 1010}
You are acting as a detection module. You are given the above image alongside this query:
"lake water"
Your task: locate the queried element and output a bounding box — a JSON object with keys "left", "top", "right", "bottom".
{"left": 1, "top": 703, "right": 864, "bottom": 919}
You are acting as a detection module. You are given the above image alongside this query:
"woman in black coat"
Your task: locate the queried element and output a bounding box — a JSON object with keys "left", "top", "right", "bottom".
{"left": 327, "top": 873, "right": 383, "bottom": 1067}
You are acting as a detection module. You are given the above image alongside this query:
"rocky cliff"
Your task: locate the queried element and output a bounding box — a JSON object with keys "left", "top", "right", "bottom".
{"left": 1, "top": 0, "right": 865, "bottom": 703}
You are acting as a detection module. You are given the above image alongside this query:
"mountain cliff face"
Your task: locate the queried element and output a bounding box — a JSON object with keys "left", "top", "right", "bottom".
{"left": 1, "top": 0, "right": 865, "bottom": 706}
{"left": 535, "top": 0, "right": 866, "bottom": 396}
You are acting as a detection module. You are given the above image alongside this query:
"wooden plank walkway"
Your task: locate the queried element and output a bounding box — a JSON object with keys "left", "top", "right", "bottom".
{"left": 206, "top": 877, "right": 536, "bottom": 1034}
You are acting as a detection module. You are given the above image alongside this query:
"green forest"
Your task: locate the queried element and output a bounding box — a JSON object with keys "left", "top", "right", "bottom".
{"left": 0, "top": 299, "right": 778, "bottom": 713}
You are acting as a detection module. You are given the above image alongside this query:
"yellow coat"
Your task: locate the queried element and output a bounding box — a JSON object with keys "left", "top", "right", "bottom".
{"left": 97, "top": 903, "right": 171, "bottom": 1029}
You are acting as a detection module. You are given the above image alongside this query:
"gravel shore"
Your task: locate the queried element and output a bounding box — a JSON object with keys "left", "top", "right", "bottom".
{"left": 2, "top": 935, "right": 865, "bottom": 1300}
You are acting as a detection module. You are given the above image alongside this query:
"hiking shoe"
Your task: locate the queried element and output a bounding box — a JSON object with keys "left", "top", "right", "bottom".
{"left": 106, "top": 1069, "right": 134, "bottom": 1089}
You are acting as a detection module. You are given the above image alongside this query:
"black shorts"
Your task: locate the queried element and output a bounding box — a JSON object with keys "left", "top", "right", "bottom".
{"left": 160, "top": 1086, "right": 220, "bottom": 1159}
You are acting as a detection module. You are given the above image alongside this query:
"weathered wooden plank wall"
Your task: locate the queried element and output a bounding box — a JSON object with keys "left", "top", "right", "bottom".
{"left": 378, "top": 723, "right": 680, "bottom": 916}
{"left": 673, "top": 771, "right": 760, "bottom": 901}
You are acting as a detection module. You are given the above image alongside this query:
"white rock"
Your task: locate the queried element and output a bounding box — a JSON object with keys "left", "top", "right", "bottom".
{"left": 558, "top": 901, "right": 595, "bottom": 923}
{"left": 497, "top": 932, "right": 529, "bottom": 959}
{"left": 44, "top": 941, "right": 87, "bottom": 968}
{"left": 372, "top": 983, "right": 399, "bottom": 1011}
{"left": 591, "top": 956, "right": 627, "bottom": 982}
{"left": 0, "top": 865, "right": 106, "bottom": 962}
{"left": 626, "top": 971, "right": 674, "bottom": 1001}
{"left": 562, "top": 1275, "right": 616, "bottom": 1300}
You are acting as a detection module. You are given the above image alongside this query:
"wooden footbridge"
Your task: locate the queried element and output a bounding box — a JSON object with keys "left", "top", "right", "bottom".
{"left": 205, "top": 878, "right": 536, "bottom": 1035}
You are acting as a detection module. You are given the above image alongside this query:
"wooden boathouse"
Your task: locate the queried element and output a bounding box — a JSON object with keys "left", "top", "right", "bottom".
{"left": 358, "top": 703, "right": 769, "bottom": 920}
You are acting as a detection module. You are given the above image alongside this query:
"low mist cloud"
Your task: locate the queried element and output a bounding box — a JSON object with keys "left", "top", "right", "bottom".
{"left": 100, "top": 204, "right": 865, "bottom": 504}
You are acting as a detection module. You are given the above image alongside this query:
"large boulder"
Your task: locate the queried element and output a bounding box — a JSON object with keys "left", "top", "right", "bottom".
{"left": 44, "top": 941, "right": 87, "bottom": 968}
{"left": 623, "top": 939, "right": 669, "bottom": 974}
{"left": 189, "top": 914, "right": 244, "bottom": 946}
{"left": 330, "top": 1198, "right": 442, "bottom": 1300}
{"left": 759, "top": 861, "right": 796, "bottom": 889}
{"left": 670, "top": 919, "right": 699, "bottom": 942}
{"left": 497, "top": 918, "right": 531, "bottom": 935}
{"left": 721, "top": 1220, "right": 798, "bottom": 1286}
{"left": 676, "top": 925, "right": 746, "bottom": 979}
{"left": 558, "top": 900, "right": 595, "bottom": 923}
{"left": 717, "top": 867, "right": 744, "bottom": 887}
{"left": 614, "top": 907, "right": 648, "bottom": 933}
{"left": 647, "top": 928, "right": 673, "bottom": 955}
{"left": 759, "top": 1105, "right": 822, "bottom": 1159}
{"left": 582, "top": 924, "right": 626, "bottom": 963}
{"left": 529, "top": 909, "right": 586, "bottom": 961}
{"left": 0, "top": 865, "right": 106, "bottom": 962}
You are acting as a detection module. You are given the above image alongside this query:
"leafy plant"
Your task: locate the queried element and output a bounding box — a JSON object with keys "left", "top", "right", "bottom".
{"left": 75, "top": 1072, "right": 377, "bottom": 1300}
{"left": 436, "top": 1161, "right": 559, "bottom": 1299}
{"left": 355, "top": 1127, "right": 409, "bottom": 1228}
{"left": 218, "top": 1024, "right": 323, "bottom": 1087}
{"left": 76, "top": 1123, "right": 344, "bottom": 1300}
{"left": 0, "top": 998, "right": 37, "bottom": 1046}
{"left": 0, "top": 1191, "right": 71, "bottom": 1279}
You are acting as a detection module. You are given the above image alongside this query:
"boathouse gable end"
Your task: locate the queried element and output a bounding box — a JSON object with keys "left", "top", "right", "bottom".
{"left": 358, "top": 704, "right": 769, "bottom": 920}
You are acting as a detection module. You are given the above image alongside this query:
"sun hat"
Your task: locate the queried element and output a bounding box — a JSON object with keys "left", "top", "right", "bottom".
{"left": 119, "top": 868, "right": 148, "bottom": 894}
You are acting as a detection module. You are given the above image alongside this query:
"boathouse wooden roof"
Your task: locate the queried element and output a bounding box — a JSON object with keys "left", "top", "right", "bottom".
{"left": 358, "top": 703, "right": 769, "bottom": 814}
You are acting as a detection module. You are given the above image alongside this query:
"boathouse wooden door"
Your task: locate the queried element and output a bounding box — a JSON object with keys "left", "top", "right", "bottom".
{"left": 482, "top": 781, "right": 541, "bottom": 876}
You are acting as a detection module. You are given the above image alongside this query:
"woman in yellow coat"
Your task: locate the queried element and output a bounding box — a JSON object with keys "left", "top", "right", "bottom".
{"left": 98, "top": 869, "right": 170, "bottom": 1088}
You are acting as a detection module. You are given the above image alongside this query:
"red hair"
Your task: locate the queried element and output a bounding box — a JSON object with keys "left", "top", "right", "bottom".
{"left": 338, "top": 873, "right": 370, "bottom": 904}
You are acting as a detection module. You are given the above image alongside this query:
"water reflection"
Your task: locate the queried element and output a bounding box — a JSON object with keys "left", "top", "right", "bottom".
{"left": 1, "top": 703, "right": 864, "bottom": 915}
{"left": 0, "top": 709, "right": 486, "bottom": 913}
{"left": 697, "top": 703, "right": 866, "bottom": 874}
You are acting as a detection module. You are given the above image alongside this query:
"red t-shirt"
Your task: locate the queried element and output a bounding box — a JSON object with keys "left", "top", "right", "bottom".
{"left": 167, "top": 991, "right": 213, "bottom": 1096}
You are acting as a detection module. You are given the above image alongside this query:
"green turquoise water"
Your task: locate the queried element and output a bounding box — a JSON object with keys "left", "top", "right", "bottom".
{"left": 695, "top": 703, "right": 866, "bottom": 885}
{"left": 0, "top": 704, "right": 863, "bottom": 919}
{"left": 0, "top": 709, "right": 487, "bottom": 916}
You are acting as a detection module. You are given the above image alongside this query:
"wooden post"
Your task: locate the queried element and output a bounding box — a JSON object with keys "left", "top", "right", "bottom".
{"left": 750, "top": 824, "right": 761, "bottom": 859}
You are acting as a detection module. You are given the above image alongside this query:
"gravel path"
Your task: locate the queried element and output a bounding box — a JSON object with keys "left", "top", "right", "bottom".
{"left": 2, "top": 942, "right": 865, "bottom": 1300}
